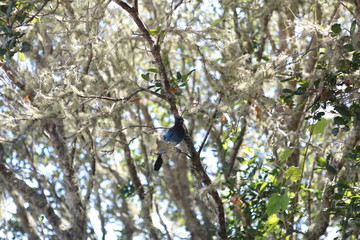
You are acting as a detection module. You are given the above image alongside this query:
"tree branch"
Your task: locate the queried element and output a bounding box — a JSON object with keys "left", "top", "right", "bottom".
{"left": 0, "top": 162, "right": 72, "bottom": 239}
{"left": 117, "top": 122, "right": 145, "bottom": 200}
{"left": 43, "top": 119, "right": 86, "bottom": 238}
{"left": 113, "top": 0, "right": 178, "bottom": 115}
{"left": 198, "top": 95, "right": 223, "bottom": 155}
{"left": 184, "top": 133, "right": 228, "bottom": 239}
{"left": 84, "top": 128, "right": 97, "bottom": 204}
{"left": 226, "top": 116, "right": 247, "bottom": 179}
{"left": 9, "top": 189, "right": 40, "bottom": 240}
{"left": 77, "top": 87, "right": 165, "bottom": 102}
{"left": 114, "top": 1, "right": 227, "bottom": 238}
{"left": 154, "top": 200, "right": 172, "bottom": 240}
{"left": 163, "top": 155, "right": 207, "bottom": 239}
{"left": 306, "top": 125, "right": 360, "bottom": 239}
{"left": 115, "top": 116, "right": 160, "bottom": 239}
{"left": 133, "top": 0, "right": 138, "bottom": 14}
{"left": 95, "top": 184, "right": 107, "bottom": 240}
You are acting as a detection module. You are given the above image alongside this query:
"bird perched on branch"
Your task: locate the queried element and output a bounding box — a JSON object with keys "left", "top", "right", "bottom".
{"left": 154, "top": 115, "right": 185, "bottom": 171}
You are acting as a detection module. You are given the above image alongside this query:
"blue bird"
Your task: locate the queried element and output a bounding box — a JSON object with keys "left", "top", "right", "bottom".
{"left": 154, "top": 116, "right": 185, "bottom": 171}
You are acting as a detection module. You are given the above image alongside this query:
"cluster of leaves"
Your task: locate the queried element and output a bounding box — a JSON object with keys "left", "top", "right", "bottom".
{"left": 276, "top": 20, "right": 360, "bottom": 239}
{"left": 280, "top": 20, "right": 360, "bottom": 137}
{"left": 120, "top": 180, "right": 136, "bottom": 198}
{"left": 141, "top": 67, "right": 194, "bottom": 95}
{"left": 225, "top": 146, "right": 359, "bottom": 238}
{"left": 224, "top": 156, "right": 286, "bottom": 239}
{"left": 0, "top": 1, "right": 35, "bottom": 61}
{"left": 334, "top": 146, "right": 360, "bottom": 238}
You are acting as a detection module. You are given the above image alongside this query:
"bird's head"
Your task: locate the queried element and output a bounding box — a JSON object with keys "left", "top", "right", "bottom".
{"left": 174, "top": 115, "right": 184, "bottom": 125}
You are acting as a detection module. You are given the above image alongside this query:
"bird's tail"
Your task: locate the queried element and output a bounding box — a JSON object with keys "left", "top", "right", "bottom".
{"left": 154, "top": 154, "right": 163, "bottom": 171}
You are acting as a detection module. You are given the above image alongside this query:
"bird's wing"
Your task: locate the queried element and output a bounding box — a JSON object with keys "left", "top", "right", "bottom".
{"left": 163, "top": 129, "right": 174, "bottom": 141}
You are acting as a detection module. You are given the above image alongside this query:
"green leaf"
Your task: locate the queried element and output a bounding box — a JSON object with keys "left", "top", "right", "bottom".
{"left": 147, "top": 68, "right": 158, "bottom": 73}
{"left": 149, "top": 26, "right": 162, "bottom": 36}
{"left": 18, "top": 52, "right": 25, "bottom": 61}
{"left": 176, "top": 71, "right": 182, "bottom": 80}
{"left": 279, "top": 148, "right": 295, "bottom": 161}
{"left": 280, "top": 77, "right": 295, "bottom": 82}
{"left": 0, "top": 48, "right": 6, "bottom": 56}
{"left": 181, "top": 75, "right": 188, "bottom": 81}
{"left": 338, "top": 59, "right": 351, "bottom": 72}
{"left": 308, "top": 118, "right": 329, "bottom": 134}
{"left": 314, "top": 112, "right": 325, "bottom": 120}
{"left": 31, "top": 17, "right": 40, "bottom": 23}
{"left": 266, "top": 191, "right": 290, "bottom": 216}
{"left": 266, "top": 214, "right": 280, "bottom": 225}
{"left": 285, "top": 166, "right": 301, "bottom": 182}
{"left": 294, "top": 86, "right": 306, "bottom": 95}
{"left": 282, "top": 88, "right": 293, "bottom": 93}
{"left": 331, "top": 23, "right": 341, "bottom": 34}
{"left": 6, "top": 1, "right": 16, "bottom": 17}
{"left": 335, "top": 105, "right": 351, "bottom": 119}
{"left": 20, "top": 41, "right": 31, "bottom": 52}
{"left": 334, "top": 116, "right": 346, "bottom": 125}
{"left": 343, "top": 44, "right": 355, "bottom": 52}
{"left": 337, "top": 183, "right": 350, "bottom": 191}
{"left": 149, "top": 29, "right": 158, "bottom": 36}
{"left": 350, "top": 20, "right": 356, "bottom": 35}
{"left": 280, "top": 95, "right": 294, "bottom": 104}
{"left": 210, "top": 18, "right": 222, "bottom": 27}
{"left": 262, "top": 56, "right": 270, "bottom": 61}
{"left": 259, "top": 182, "right": 268, "bottom": 191}
{"left": 330, "top": 193, "right": 343, "bottom": 200}
{"left": 326, "top": 163, "right": 337, "bottom": 175}
{"left": 266, "top": 194, "right": 281, "bottom": 216}
{"left": 316, "top": 156, "right": 327, "bottom": 167}
{"left": 352, "top": 51, "right": 360, "bottom": 70}
{"left": 141, "top": 73, "right": 150, "bottom": 81}
{"left": 331, "top": 127, "right": 339, "bottom": 136}
{"left": 162, "top": 55, "right": 169, "bottom": 64}
{"left": 266, "top": 214, "right": 280, "bottom": 231}
{"left": 13, "top": 31, "right": 24, "bottom": 39}
{"left": 9, "top": 37, "right": 16, "bottom": 48}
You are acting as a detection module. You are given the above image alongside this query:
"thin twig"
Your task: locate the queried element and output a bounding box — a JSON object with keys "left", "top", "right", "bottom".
{"left": 77, "top": 87, "right": 165, "bottom": 102}
{"left": 173, "top": 0, "right": 184, "bottom": 11}
{"left": 25, "top": 0, "right": 51, "bottom": 24}
{"left": 339, "top": 1, "right": 359, "bottom": 21}
{"left": 225, "top": 116, "right": 247, "bottom": 178}
{"left": 84, "top": 128, "right": 97, "bottom": 204}
{"left": 198, "top": 95, "right": 223, "bottom": 155}
{"left": 154, "top": 200, "right": 172, "bottom": 240}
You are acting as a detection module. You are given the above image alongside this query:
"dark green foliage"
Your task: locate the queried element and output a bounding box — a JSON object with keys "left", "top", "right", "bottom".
{"left": 0, "top": 1, "right": 36, "bottom": 60}
{"left": 144, "top": 67, "right": 195, "bottom": 95}
{"left": 223, "top": 156, "right": 281, "bottom": 238}
{"left": 281, "top": 20, "right": 360, "bottom": 138}
{"left": 120, "top": 181, "right": 136, "bottom": 198}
